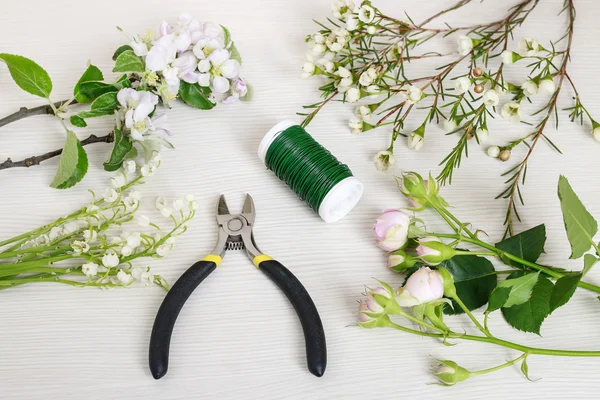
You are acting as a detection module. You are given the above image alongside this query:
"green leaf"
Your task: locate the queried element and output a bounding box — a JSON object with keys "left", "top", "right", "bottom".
{"left": 496, "top": 224, "right": 546, "bottom": 268}
{"left": 103, "top": 128, "right": 132, "bottom": 171}
{"left": 501, "top": 274, "right": 553, "bottom": 334}
{"left": 179, "top": 81, "right": 216, "bottom": 110}
{"left": 558, "top": 176, "right": 598, "bottom": 259}
{"left": 73, "top": 64, "right": 103, "bottom": 103}
{"left": 240, "top": 83, "right": 253, "bottom": 102}
{"left": 221, "top": 25, "right": 232, "bottom": 46}
{"left": 229, "top": 44, "right": 242, "bottom": 64}
{"left": 78, "top": 81, "right": 118, "bottom": 102}
{"left": 486, "top": 286, "right": 511, "bottom": 313}
{"left": 112, "top": 50, "right": 145, "bottom": 73}
{"left": 50, "top": 131, "right": 89, "bottom": 189}
{"left": 115, "top": 74, "right": 132, "bottom": 88}
{"left": 550, "top": 273, "right": 581, "bottom": 312}
{"left": 438, "top": 252, "right": 497, "bottom": 315}
{"left": 583, "top": 254, "right": 599, "bottom": 276}
{"left": 76, "top": 92, "right": 119, "bottom": 119}
{"left": 70, "top": 115, "right": 87, "bottom": 128}
{"left": 502, "top": 272, "right": 540, "bottom": 308}
{"left": 0, "top": 53, "right": 52, "bottom": 98}
{"left": 112, "top": 45, "right": 134, "bottom": 61}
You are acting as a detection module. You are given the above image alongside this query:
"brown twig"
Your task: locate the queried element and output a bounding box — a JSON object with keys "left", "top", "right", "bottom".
{"left": 0, "top": 132, "right": 114, "bottom": 171}
{"left": 0, "top": 99, "right": 73, "bottom": 129}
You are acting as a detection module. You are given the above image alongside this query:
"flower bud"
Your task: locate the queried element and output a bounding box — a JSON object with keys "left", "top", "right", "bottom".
{"left": 499, "top": 149, "right": 511, "bottom": 161}
{"left": 472, "top": 67, "right": 483, "bottom": 77}
{"left": 415, "top": 236, "right": 456, "bottom": 265}
{"left": 366, "top": 25, "right": 377, "bottom": 35}
{"left": 487, "top": 145, "right": 500, "bottom": 158}
{"left": 592, "top": 120, "right": 600, "bottom": 142}
{"left": 538, "top": 76, "right": 556, "bottom": 95}
{"left": 500, "top": 50, "right": 522, "bottom": 64}
{"left": 475, "top": 127, "right": 489, "bottom": 143}
{"left": 433, "top": 360, "right": 472, "bottom": 385}
{"left": 521, "top": 80, "right": 538, "bottom": 97}
{"left": 373, "top": 209, "right": 411, "bottom": 251}
{"left": 437, "top": 267, "right": 458, "bottom": 299}
{"left": 398, "top": 171, "right": 428, "bottom": 200}
{"left": 396, "top": 267, "right": 444, "bottom": 307}
{"left": 358, "top": 285, "right": 395, "bottom": 328}
{"left": 454, "top": 76, "right": 471, "bottom": 94}
{"left": 457, "top": 35, "right": 474, "bottom": 56}
{"left": 473, "top": 83, "right": 484, "bottom": 94}
{"left": 387, "top": 250, "right": 418, "bottom": 272}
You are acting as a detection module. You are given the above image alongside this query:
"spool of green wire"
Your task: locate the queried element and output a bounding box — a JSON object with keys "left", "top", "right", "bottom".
{"left": 258, "top": 121, "right": 364, "bottom": 223}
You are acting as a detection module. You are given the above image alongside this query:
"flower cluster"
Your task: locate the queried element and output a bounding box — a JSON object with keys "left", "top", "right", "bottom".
{"left": 299, "top": 0, "right": 595, "bottom": 235}
{"left": 0, "top": 161, "right": 196, "bottom": 290}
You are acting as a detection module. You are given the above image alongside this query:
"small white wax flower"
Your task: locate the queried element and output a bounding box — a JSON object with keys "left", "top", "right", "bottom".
{"left": 316, "top": 57, "right": 334, "bottom": 74}
{"left": 117, "top": 270, "right": 134, "bottom": 285}
{"left": 137, "top": 215, "right": 151, "bottom": 227}
{"left": 346, "top": 87, "right": 361, "bottom": 103}
{"left": 501, "top": 50, "right": 520, "bottom": 64}
{"left": 120, "top": 245, "right": 134, "bottom": 257}
{"left": 302, "top": 61, "right": 316, "bottom": 78}
{"left": 457, "top": 35, "right": 474, "bottom": 56}
{"left": 311, "top": 43, "right": 326, "bottom": 55}
{"left": 592, "top": 125, "right": 600, "bottom": 142}
{"left": 407, "top": 132, "right": 424, "bottom": 151}
{"left": 102, "top": 252, "right": 120, "bottom": 268}
{"left": 454, "top": 77, "right": 471, "bottom": 94}
{"left": 355, "top": 105, "right": 371, "bottom": 118}
{"left": 111, "top": 175, "right": 126, "bottom": 188}
{"left": 349, "top": 117, "right": 364, "bottom": 134}
{"left": 313, "top": 33, "right": 325, "bottom": 44}
{"left": 173, "top": 198, "right": 184, "bottom": 211}
{"left": 487, "top": 146, "right": 501, "bottom": 158}
{"left": 184, "top": 194, "right": 195, "bottom": 202}
{"left": 476, "top": 128, "right": 489, "bottom": 143}
{"left": 501, "top": 102, "right": 523, "bottom": 123}
{"left": 156, "top": 244, "right": 171, "bottom": 257}
{"left": 156, "top": 197, "right": 168, "bottom": 210}
{"left": 373, "top": 150, "right": 394, "bottom": 172}
{"left": 123, "top": 196, "right": 139, "bottom": 211}
{"left": 82, "top": 262, "right": 99, "bottom": 277}
{"left": 83, "top": 229, "right": 97, "bottom": 243}
{"left": 538, "top": 78, "right": 556, "bottom": 95}
{"left": 141, "top": 271, "right": 154, "bottom": 286}
{"left": 190, "top": 201, "right": 199, "bottom": 211}
{"left": 124, "top": 160, "right": 136, "bottom": 174}
{"left": 518, "top": 37, "right": 540, "bottom": 57}
{"left": 521, "top": 80, "right": 538, "bottom": 97}
{"left": 103, "top": 188, "right": 119, "bottom": 203}
{"left": 442, "top": 118, "right": 458, "bottom": 132}
{"left": 366, "top": 25, "right": 377, "bottom": 35}
{"left": 402, "top": 86, "right": 423, "bottom": 104}
{"left": 358, "top": 5, "right": 376, "bottom": 23}
{"left": 346, "top": 15, "right": 359, "bottom": 31}
{"left": 482, "top": 89, "right": 499, "bottom": 107}
{"left": 160, "top": 207, "right": 173, "bottom": 218}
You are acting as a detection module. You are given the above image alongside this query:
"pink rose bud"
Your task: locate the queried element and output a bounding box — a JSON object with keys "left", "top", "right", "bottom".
{"left": 433, "top": 360, "right": 472, "bottom": 386}
{"left": 373, "top": 209, "right": 411, "bottom": 251}
{"left": 396, "top": 266, "right": 444, "bottom": 307}
{"left": 415, "top": 236, "right": 456, "bottom": 266}
{"left": 387, "top": 250, "right": 418, "bottom": 272}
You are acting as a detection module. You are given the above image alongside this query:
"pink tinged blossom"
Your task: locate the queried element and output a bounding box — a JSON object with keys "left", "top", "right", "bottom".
{"left": 223, "top": 78, "right": 248, "bottom": 104}
{"left": 146, "top": 35, "right": 178, "bottom": 72}
{"left": 212, "top": 76, "right": 230, "bottom": 93}
{"left": 396, "top": 267, "right": 444, "bottom": 307}
{"left": 358, "top": 302, "right": 373, "bottom": 323}
{"left": 158, "top": 21, "right": 171, "bottom": 38}
{"left": 171, "top": 51, "right": 198, "bottom": 82}
{"left": 373, "top": 209, "right": 411, "bottom": 251}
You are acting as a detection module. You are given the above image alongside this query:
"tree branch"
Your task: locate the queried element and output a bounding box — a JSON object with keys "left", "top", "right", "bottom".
{"left": 0, "top": 99, "right": 74, "bottom": 129}
{"left": 0, "top": 132, "right": 114, "bottom": 171}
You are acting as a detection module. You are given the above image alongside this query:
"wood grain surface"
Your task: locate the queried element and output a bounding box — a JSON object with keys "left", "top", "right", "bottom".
{"left": 1, "top": 0, "right": 599, "bottom": 398}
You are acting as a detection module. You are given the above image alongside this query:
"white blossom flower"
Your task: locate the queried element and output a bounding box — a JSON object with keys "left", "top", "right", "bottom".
{"left": 123, "top": 195, "right": 139, "bottom": 211}
{"left": 349, "top": 117, "right": 363, "bottom": 134}
{"left": 137, "top": 215, "right": 151, "bottom": 227}
{"left": 141, "top": 271, "right": 154, "bottom": 286}
{"left": 408, "top": 132, "right": 424, "bottom": 151}
{"left": 326, "top": 28, "right": 350, "bottom": 52}
{"left": 374, "top": 150, "right": 394, "bottom": 172}
{"left": 366, "top": 25, "right": 377, "bottom": 35}
{"left": 346, "top": 87, "right": 361, "bottom": 103}
{"left": 111, "top": 175, "right": 126, "bottom": 189}
{"left": 83, "top": 229, "right": 97, "bottom": 243}
{"left": 501, "top": 50, "right": 520, "bottom": 64}
{"left": 82, "top": 262, "right": 99, "bottom": 277}
{"left": 336, "top": 66, "right": 353, "bottom": 90}
{"left": 358, "top": 67, "right": 378, "bottom": 87}
{"left": 313, "top": 33, "right": 325, "bottom": 44}
{"left": 482, "top": 89, "right": 499, "bottom": 107}
{"left": 160, "top": 207, "right": 173, "bottom": 218}
{"left": 173, "top": 198, "right": 184, "bottom": 211}
{"left": 71, "top": 240, "right": 90, "bottom": 254}
{"left": 190, "top": 201, "right": 199, "bottom": 210}
{"left": 102, "top": 251, "right": 120, "bottom": 268}
{"left": 346, "top": 15, "right": 359, "bottom": 31}
{"left": 171, "top": 51, "right": 199, "bottom": 83}
{"left": 355, "top": 105, "right": 371, "bottom": 119}
{"left": 141, "top": 164, "right": 158, "bottom": 177}
{"left": 126, "top": 232, "right": 142, "bottom": 248}
{"left": 442, "top": 118, "right": 458, "bottom": 132}
{"left": 454, "top": 77, "right": 471, "bottom": 94}
{"left": 487, "top": 146, "right": 500, "bottom": 158}
{"left": 476, "top": 127, "right": 489, "bottom": 142}
{"left": 120, "top": 245, "right": 134, "bottom": 257}
{"left": 592, "top": 124, "right": 600, "bottom": 142}
{"left": 521, "top": 80, "right": 538, "bottom": 97}
{"left": 117, "top": 270, "right": 134, "bottom": 285}
{"left": 130, "top": 38, "right": 149, "bottom": 57}
{"left": 156, "top": 244, "right": 171, "bottom": 257}
{"left": 124, "top": 160, "right": 136, "bottom": 174}
{"left": 117, "top": 89, "right": 170, "bottom": 142}
{"left": 358, "top": 5, "right": 376, "bottom": 23}
{"left": 315, "top": 55, "right": 335, "bottom": 74}
{"left": 223, "top": 78, "right": 248, "bottom": 104}
{"left": 538, "top": 77, "right": 556, "bottom": 95}
{"left": 301, "top": 59, "right": 316, "bottom": 79}
{"left": 146, "top": 34, "right": 178, "bottom": 72}
{"left": 184, "top": 193, "right": 195, "bottom": 202}
{"left": 518, "top": 37, "right": 540, "bottom": 57}
{"left": 402, "top": 86, "right": 423, "bottom": 104}
{"left": 62, "top": 222, "right": 79, "bottom": 234}
{"left": 197, "top": 48, "right": 240, "bottom": 94}
{"left": 457, "top": 35, "right": 474, "bottom": 56}
{"left": 156, "top": 197, "right": 168, "bottom": 209}
{"left": 501, "top": 102, "right": 523, "bottom": 123}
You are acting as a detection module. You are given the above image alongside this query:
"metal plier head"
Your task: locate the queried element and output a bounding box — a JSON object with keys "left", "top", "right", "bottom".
{"left": 212, "top": 194, "right": 262, "bottom": 260}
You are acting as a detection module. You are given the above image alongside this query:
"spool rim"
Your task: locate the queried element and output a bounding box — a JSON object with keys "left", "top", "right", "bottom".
{"left": 318, "top": 176, "right": 364, "bottom": 223}
{"left": 258, "top": 120, "right": 296, "bottom": 164}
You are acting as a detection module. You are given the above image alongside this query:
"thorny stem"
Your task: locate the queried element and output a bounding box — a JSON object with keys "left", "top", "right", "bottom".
{"left": 502, "top": 0, "right": 576, "bottom": 237}
{"left": 0, "top": 132, "right": 114, "bottom": 170}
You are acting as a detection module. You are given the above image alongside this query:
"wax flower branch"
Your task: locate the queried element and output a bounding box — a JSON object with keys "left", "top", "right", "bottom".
{"left": 0, "top": 13, "right": 251, "bottom": 188}
{"left": 361, "top": 171, "right": 600, "bottom": 385}
{"left": 300, "top": 0, "right": 598, "bottom": 236}
{"left": 0, "top": 157, "right": 198, "bottom": 290}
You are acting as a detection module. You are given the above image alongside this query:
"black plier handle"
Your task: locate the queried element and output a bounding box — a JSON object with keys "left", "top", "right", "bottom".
{"left": 149, "top": 254, "right": 327, "bottom": 379}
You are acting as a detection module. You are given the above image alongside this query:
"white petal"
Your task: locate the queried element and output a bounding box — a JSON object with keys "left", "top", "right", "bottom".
{"left": 211, "top": 76, "right": 230, "bottom": 93}
{"left": 220, "top": 59, "right": 240, "bottom": 79}
{"left": 208, "top": 49, "right": 230, "bottom": 65}
{"left": 174, "top": 32, "right": 192, "bottom": 52}
{"left": 197, "top": 73, "right": 211, "bottom": 87}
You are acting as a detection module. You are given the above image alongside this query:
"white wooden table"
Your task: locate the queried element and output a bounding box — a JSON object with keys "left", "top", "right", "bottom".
{"left": 1, "top": 0, "right": 600, "bottom": 398}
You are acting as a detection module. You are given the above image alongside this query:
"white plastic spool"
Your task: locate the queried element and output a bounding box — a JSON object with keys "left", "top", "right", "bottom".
{"left": 258, "top": 120, "right": 364, "bottom": 223}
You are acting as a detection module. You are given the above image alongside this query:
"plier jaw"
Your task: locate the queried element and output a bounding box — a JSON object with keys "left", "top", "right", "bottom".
{"left": 213, "top": 194, "right": 262, "bottom": 261}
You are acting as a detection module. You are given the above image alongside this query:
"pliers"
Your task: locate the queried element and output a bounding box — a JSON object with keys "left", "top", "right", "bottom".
{"left": 149, "top": 194, "right": 327, "bottom": 379}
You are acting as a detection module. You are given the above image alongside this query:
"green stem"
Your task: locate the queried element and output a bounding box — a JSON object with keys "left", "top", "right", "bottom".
{"left": 451, "top": 294, "right": 492, "bottom": 337}
{"left": 0, "top": 245, "right": 71, "bottom": 259}
{"left": 455, "top": 250, "right": 496, "bottom": 257}
{"left": 470, "top": 353, "right": 527, "bottom": 376}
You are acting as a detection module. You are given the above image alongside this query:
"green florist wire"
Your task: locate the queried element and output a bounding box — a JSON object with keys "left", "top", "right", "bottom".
{"left": 0, "top": 155, "right": 198, "bottom": 290}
